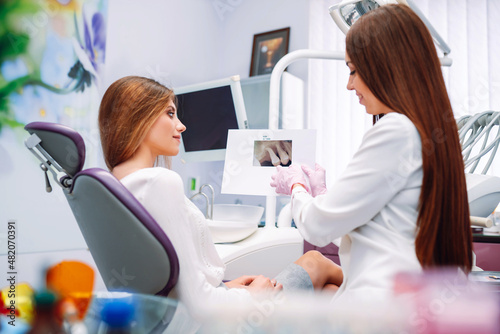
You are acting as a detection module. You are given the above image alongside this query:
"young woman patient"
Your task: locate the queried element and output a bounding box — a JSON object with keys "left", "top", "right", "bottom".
{"left": 98, "top": 75, "right": 343, "bottom": 318}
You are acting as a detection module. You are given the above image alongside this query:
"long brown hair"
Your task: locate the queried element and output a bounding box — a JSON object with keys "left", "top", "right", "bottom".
{"left": 346, "top": 4, "right": 472, "bottom": 271}
{"left": 98, "top": 76, "right": 176, "bottom": 170}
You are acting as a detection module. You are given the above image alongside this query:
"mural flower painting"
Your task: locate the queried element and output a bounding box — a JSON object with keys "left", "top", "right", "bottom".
{"left": 0, "top": 0, "right": 37, "bottom": 131}
{"left": 0, "top": 0, "right": 107, "bottom": 132}
{"left": 0, "top": 0, "right": 109, "bottom": 256}
{"left": 71, "top": 9, "right": 107, "bottom": 92}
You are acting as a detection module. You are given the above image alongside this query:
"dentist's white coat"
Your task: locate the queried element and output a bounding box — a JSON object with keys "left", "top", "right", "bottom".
{"left": 291, "top": 112, "right": 423, "bottom": 304}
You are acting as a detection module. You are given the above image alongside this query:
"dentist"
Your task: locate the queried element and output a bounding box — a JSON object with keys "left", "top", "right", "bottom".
{"left": 271, "top": 4, "right": 472, "bottom": 304}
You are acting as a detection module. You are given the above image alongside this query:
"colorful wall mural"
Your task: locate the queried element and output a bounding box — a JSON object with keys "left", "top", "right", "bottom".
{"left": 0, "top": 0, "right": 108, "bottom": 253}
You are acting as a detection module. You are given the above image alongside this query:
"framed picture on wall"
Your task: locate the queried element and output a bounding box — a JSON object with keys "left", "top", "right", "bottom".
{"left": 249, "top": 27, "right": 290, "bottom": 77}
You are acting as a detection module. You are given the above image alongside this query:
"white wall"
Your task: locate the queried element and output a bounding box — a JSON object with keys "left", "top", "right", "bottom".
{"left": 103, "top": 0, "right": 222, "bottom": 90}
{"left": 0, "top": 0, "right": 311, "bottom": 290}
{"left": 103, "top": 0, "right": 310, "bottom": 90}
{"left": 0, "top": 0, "right": 308, "bottom": 288}
{"left": 215, "top": 0, "right": 310, "bottom": 82}
{"left": 101, "top": 0, "right": 312, "bottom": 211}
{"left": 166, "top": 0, "right": 310, "bottom": 210}
{"left": 103, "top": 0, "right": 311, "bottom": 209}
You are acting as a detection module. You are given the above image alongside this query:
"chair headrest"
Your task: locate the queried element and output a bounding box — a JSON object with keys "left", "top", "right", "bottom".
{"left": 25, "top": 122, "right": 86, "bottom": 176}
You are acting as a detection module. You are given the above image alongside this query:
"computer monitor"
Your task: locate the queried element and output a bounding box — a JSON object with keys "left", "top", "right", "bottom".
{"left": 174, "top": 75, "right": 249, "bottom": 162}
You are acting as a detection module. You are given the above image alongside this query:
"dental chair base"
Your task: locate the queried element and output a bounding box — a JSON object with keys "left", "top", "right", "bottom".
{"left": 215, "top": 227, "right": 303, "bottom": 280}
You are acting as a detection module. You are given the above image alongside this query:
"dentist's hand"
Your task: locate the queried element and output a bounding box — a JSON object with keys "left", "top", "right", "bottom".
{"left": 270, "top": 164, "right": 309, "bottom": 195}
{"left": 302, "top": 163, "right": 327, "bottom": 197}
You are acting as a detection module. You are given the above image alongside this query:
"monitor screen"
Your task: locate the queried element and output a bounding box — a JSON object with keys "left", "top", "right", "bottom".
{"left": 174, "top": 75, "right": 248, "bottom": 162}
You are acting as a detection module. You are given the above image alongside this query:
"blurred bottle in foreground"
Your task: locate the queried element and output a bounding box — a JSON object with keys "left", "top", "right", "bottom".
{"left": 27, "top": 290, "right": 64, "bottom": 334}
{"left": 98, "top": 299, "right": 135, "bottom": 334}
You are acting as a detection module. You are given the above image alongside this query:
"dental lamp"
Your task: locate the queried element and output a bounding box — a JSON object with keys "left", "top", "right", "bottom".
{"left": 329, "top": 0, "right": 452, "bottom": 59}
{"left": 264, "top": 0, "right": 454, "bottom": 228}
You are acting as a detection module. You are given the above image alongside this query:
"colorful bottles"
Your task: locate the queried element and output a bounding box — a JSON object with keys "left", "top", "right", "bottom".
{"left": 27, "top": 290, "right": 64, "bottom": 334}
{"left": 46, "top": 261, "right": 95, "bottom": 322}
{"left": 1, "top": 282, "right": 35, "bottom": 325}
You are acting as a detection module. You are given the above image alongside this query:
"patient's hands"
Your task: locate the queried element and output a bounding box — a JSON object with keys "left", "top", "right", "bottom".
{"left": 225, "top": 275, "right": 283, "bottom": 294}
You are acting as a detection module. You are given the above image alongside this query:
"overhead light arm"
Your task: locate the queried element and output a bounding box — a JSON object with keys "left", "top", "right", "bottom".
{"left": 329, "top": 0, "right": 451, "bottom": 56}
{"left": 404, "top": 0, "right": 450, "bottom": 55}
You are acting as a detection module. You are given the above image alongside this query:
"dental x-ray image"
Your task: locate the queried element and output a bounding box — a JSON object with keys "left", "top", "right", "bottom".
{"left": 222, "top": 129, "right": 315, "bottom": 196}
{"left": 253, "top": 140, "right": 292, "bottom": 167}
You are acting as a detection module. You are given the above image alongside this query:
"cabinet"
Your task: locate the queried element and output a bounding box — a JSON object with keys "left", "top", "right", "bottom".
{"left": 474, "top": 242, "right": 500, "bottom": 270}
{"left": 472, "top": 233, "right": 500, "bottom": 271}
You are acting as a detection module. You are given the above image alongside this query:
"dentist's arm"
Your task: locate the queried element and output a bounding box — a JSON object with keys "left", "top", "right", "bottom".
{"left": 291, "top": 115, "right": 422, "bottom": 247}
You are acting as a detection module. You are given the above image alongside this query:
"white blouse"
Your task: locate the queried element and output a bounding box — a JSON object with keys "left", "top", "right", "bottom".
{"left": 291, "top": 112, "right": 424, "bottom": 304}
{"left": 120, "top": 168, "right": 251, "bottom": 319}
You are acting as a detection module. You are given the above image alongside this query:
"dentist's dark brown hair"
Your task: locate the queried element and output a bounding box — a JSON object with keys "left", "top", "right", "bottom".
{"left": 346, "top": 4, "right": 472, "bottom": 271}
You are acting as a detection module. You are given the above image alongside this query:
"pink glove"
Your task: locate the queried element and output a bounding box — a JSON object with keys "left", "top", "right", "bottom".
{"left": 270, "top": 164, "right": 309, "bottom": 195}
{"left": 301, "top": 163, "right": 327, "bottom": 197}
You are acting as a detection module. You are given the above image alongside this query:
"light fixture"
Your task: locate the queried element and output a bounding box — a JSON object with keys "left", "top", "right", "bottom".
{"left": 329, "top": 0, "right": 451, "bottom": 56}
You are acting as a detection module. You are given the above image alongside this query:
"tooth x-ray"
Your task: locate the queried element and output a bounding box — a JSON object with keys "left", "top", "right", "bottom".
{"left": 222, "top": 129, "right": 316, "bottom": 196}
{"left": 253, "top": 140, "right": 292, "bottom": 167}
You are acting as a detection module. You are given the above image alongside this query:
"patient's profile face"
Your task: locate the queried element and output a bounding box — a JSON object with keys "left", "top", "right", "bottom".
{"left": 142, "top": 100, "right": 186, "bottom": 157}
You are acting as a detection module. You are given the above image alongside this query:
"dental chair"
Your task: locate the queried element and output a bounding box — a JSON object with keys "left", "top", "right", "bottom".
{"left": 457, "top": 111, "right": 500, "bottom": 224}
{"left": 24, "top": 121, "right": 179, "bottom": 297}
{"left": 457, "top": 111, "right": 500, "bottom": 277}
